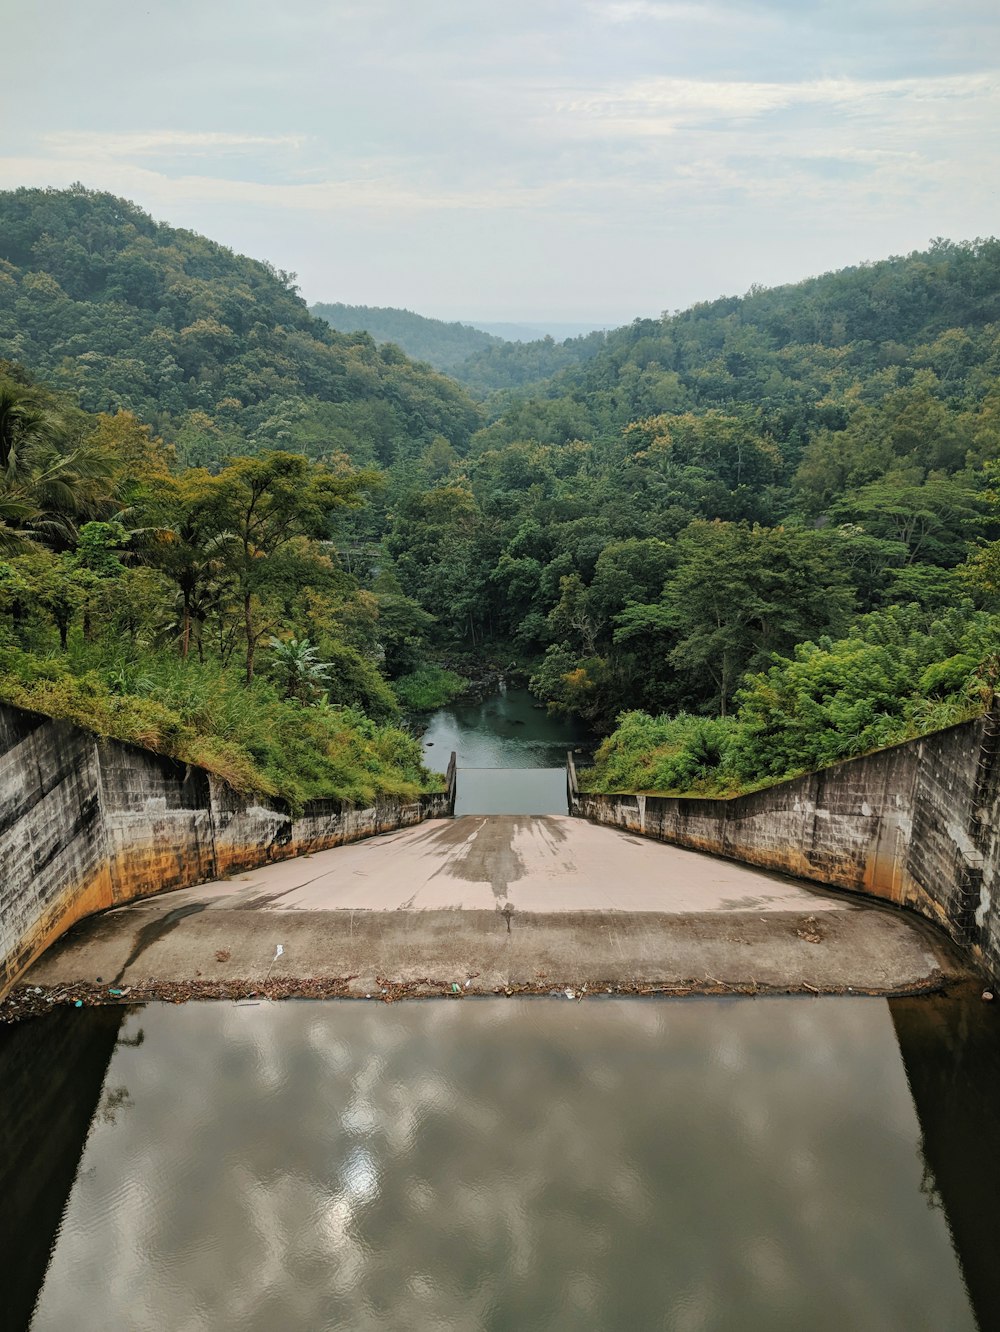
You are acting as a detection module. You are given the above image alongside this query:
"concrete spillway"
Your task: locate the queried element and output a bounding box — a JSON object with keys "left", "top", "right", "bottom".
{"left": 23, "top": 815, "right": 954, "bottom": 1000}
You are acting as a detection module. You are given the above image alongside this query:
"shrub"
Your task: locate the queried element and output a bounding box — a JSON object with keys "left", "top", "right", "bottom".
{"left": 0, "top": 645, "right": 440, "bottom": 814}
{"left": 393, "top": 664, "right": 469, "bottom": 712}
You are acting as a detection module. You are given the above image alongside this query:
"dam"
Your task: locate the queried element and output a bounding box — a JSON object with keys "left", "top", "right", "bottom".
{"left": 3, "top": 688, "right": 1000, "bottom": 1331}
{"left": 4, "top": 685, "right": 974, "bottom": 1004}
{"left": 23, "top": 813, "right": 948, "bottom": 1001}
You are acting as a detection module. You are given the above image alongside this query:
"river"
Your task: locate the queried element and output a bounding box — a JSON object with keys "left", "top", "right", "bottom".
{"left": 419, "top": 685, "right": 592, "bottom": 814}
{"left": 3, "top": 692, "right": 999, "bottom": 1331}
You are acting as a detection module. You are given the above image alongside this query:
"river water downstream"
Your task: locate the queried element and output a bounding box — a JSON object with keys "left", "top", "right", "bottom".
{"left": 3, "top": 692, "right": 999, "bottom": 1331}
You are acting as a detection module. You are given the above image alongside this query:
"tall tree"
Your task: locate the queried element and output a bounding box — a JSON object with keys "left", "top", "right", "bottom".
{"left": 662, "top": 520, "right": 856, "bottom": 714}
{"left": 193, "top": 451, "right": 376, "bottom": 682}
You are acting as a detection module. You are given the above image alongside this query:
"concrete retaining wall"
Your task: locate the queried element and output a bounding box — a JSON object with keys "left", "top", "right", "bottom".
{"left": 569, "top": 710, "right": 1000, "bottom": 979}
{"left": 0, "top": 703, "right": 456, "bottom": 997}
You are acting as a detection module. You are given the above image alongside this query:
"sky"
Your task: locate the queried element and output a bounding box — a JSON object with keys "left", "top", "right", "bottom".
{"left": 1, "top": 0, "right": 998, "bottom": 324}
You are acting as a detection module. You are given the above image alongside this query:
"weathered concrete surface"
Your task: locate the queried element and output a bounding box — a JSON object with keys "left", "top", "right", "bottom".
{"left": 0, "top": 701, "right": 455, "bottom": 998}
{"left": 127, "top": 815, "right": 851, "bottom": 914}
{"left": 570, "top": 707, "right": 1000, "bottom": 982}
{"left": 22, "top": 816, "right": 956, "bottom": 998}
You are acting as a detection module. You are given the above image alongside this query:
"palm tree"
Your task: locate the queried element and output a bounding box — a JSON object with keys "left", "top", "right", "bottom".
{"left": 269, "top": 637, "right": 332, "bottom": 703}
{"left": 0, "top": 380, "right": 116, "bottom": 551}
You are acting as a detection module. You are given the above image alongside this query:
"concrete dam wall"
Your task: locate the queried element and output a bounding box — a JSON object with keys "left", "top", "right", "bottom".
{"left": 0, "top": 703, "right": 455, "bottom": 998}
{"left": 569, "top": 709, "right": 1000, "bottom": 980}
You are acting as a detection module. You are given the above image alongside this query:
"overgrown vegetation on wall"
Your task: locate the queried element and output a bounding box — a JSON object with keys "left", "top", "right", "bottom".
{"left": 0, "top": 366, "right": 441, "bottom": 809}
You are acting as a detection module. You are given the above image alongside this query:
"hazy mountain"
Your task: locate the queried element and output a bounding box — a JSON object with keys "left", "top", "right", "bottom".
{"left": 310, "top": 302, "right": 503, "bottom": 372}
{"left": 469, "top": 319, "right": 612, "bottom": 342}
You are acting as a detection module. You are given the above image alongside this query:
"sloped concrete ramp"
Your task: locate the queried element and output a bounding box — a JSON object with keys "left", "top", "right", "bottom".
{"left": 22, "top": 816, "right": 955, "bottom": 1000}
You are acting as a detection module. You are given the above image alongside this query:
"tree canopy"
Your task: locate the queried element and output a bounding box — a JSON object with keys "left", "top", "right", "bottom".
{"left": 2, "top": 190, "right": 999, "bottom": 802}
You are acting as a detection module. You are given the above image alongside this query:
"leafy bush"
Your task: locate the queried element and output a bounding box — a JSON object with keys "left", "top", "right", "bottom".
{"left": 583, "top": 606, "right": 1000, "bottom": 795}
{"left": 583, "top": 711, "right": 739, "bottom": 795}
{"left": 392, "top": 664, "right": 469, "bottom": 711}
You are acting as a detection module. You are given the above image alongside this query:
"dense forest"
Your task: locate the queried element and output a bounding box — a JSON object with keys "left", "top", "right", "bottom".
{"left": 0, "top": 186, "right": 481, "bottom": 470}
{"left": 310, "top": 302, "right": 503, "bottom": 373}
{"left": 1, "top": 185, "right": 998, "bottom": 800}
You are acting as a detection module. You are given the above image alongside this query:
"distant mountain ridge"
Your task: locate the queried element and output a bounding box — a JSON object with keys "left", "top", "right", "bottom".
{"left": 470, "top": 319, "right": 613, "bottom": 342}
{"left": 310, "top": 302, "right": 504, "bottom": 372}
{"left": 311, "top": 301, "right": 613, "bottom": 398}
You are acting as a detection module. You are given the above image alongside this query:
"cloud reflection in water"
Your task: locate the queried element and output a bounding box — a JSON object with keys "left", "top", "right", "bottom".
{"left": 28, "top": 997, "right": 975, "bottom": 1332}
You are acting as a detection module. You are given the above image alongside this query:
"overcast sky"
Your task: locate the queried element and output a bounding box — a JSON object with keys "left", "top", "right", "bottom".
{"left": 2, "top": 1, "right": 998, "bottom": 323}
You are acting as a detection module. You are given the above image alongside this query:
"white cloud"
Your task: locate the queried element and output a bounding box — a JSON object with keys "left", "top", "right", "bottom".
{"left": 0, "top": 155, "right": 564, "bottom": 216}
{"left": 1, "top": 0, "right": 997, "bottom": 319}
{"left": 41, "top": 130, "right": 307, "bottom": 159}
{"left": 553, "top": 72, "right": 1000, "bottom": 134}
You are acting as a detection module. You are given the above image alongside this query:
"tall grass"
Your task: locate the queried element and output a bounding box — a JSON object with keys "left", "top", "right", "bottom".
{"left": 393, "top": 664, "right": 470, "bottom": 712}
{"left": 0, "top": 644, "right": 441, "bottom": 813}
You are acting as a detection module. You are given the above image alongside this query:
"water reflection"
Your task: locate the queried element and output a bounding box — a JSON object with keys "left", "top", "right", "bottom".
{"left": 0, "top": 1007, "right": 124, "bottom": 1332}
{"left": 420, "top": 687, "right": 592, "bottom": 772}
{"left": 891, "top": 984, "right": 1000, "bottom": 1332}
{"left": 10, "top": 997, "right": 982, "bottom": 1332}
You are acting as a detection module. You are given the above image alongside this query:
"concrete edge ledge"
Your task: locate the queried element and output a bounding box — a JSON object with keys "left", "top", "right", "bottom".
{"left": 1, "top": 972, "right": 958, "bottom": 1022}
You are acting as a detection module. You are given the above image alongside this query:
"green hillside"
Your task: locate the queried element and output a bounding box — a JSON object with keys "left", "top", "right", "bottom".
{"left": 1, "top": 189, "right": 997, "bottom": 804}
{"left": 306, "top": 302, "right": 612, "bottom": 397}
{"left": 310, "top": 301, "right": 503, "bottom": 372}
{"left": 377, "top": 239, "right": 1000, "bottom": 790}
{"left": 0, "top": 186, "right": 481, "bottom": 468}
{"left": 501, "top": 238, "right": 1000, "bottom": 428}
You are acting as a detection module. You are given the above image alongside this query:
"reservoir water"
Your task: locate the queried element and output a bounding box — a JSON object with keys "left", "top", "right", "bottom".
{"left": 4, "top": 692, "right": 1000, "bottom": 1330}
{"left": 4, "top": 992, "right": 999, "bottom": 1331}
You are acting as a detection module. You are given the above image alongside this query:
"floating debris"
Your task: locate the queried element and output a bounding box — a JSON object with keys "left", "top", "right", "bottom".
{"left": 0, "top": 971, "right": 949, "bottom": 1023}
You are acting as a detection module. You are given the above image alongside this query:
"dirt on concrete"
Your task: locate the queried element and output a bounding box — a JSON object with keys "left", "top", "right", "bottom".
{"left": 2, "top": 970, "right": 957, "bottom": 1024}
{"left": 2, "top": 900, "right": 965, "bottom": 1023}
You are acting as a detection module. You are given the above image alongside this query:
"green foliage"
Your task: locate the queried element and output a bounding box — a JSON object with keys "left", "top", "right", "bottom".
{"left": 0, "top": 645, "right": 436, "bottom": 814}
{"left": 0, "top": 186, "right": 482, "bottom": 469}
{"left": 657, "top": 520, "right": 857, "bottom": 713}
{"left": 0, "top": 364, "right": 441, "bottom": 807}
{"left": 529, "top": 646, "right": 614, "bottom": 727}
{"left": 585, "top": 606, "right": 1000, "bottom": 794}
{"left": 4, "top": 194, "right": 1000, "bottom": 804}
{"left": 584, "top": 710, "right": 739, "bottom": 795}
{"left": 0, "top": 375, "right": 115, "bottom": 549}
{"left": 268, "top": 637, "right": 331, "bottom": 703}
{"left": 392, "top": 665, "right": 471, "bottom": 712}
{"left": 451, "top": 331, "right": 607, "bottom": 397}
{"left": 727, "top": 605, "right": 997, "bottom": 780}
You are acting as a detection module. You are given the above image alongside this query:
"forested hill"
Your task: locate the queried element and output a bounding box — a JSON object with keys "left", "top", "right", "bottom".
{"left": 504, "top": 238, "right": 1000, "bottom": 433}
{"left": 377, "top": 240, "right": 1000, "bottom": 402}
{"left": 0, "top": 186, "right": 481, "bottom": 467}
{"left": 310, "top": 301, "right": 503, "bottom": 372}
{"left": 376, "top": 236, "right": 1000, "bottom": 794}
{"left": 309, "top": 300, "right": 611, "bottom": 397}
{"left": 2, "top": 187, "right": 998, "bottom": 805}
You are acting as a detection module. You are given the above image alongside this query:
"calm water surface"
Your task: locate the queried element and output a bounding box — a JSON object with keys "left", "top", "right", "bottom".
{"left": 3, "top": 992, "right": 999, "bottom": 1332}
{"left": 420, "top": 686, "right": 592, "bottom": 814}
